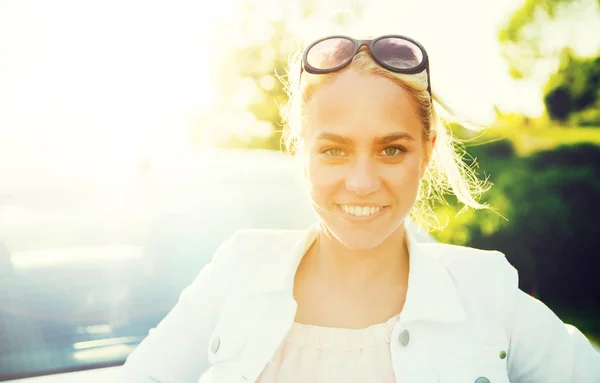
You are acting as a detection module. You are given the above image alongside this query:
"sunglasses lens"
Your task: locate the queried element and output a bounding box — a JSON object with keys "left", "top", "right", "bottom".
{"left": 372, "top": 37, "right": 423, "bottom": 69}
{"left": 306, "top": 37, "right": 355, "bottom": 70}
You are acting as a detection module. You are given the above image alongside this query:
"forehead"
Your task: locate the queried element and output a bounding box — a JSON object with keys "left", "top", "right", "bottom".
{"left": 305, "top": 69, "right": 423, "bottom": 142}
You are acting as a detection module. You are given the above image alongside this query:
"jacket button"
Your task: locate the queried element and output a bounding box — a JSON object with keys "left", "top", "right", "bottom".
{"left": 398, "top": 329, "right": 410, "bottom": 347}
{"left": 474, "top": 378, "right": 490, "bottom": 383}
{"left": 211, "top": 336, "right": 221, "bottom": 354}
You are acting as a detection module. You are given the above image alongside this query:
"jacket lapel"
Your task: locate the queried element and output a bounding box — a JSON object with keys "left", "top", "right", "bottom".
{"left": 233, "top": 225, "right": 318, "bottom": 382}
{"left": 401, "top": 229, "right": 467, "bottom": 323}
{"left": 241, "top": 223, "right": 319, "bottom": 297}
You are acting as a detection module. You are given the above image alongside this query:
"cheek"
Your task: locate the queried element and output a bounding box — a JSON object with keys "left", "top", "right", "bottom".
{"left": 305, "top": 155, "right": 342, "bottom": 196}
{"left": 381, "top": 154, "right": 423, "bottom": 191}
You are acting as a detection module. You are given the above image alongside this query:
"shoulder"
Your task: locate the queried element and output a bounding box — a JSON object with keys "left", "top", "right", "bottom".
{"left": 423, "top": 242, "right": 518, "bottom": 285}
{"left": 423, "top": 242, "right": 519, "bottom": 322}
{"left": 204, "top": 228, "right": 311, "bottom": 304}
{"left": 209, "top": 227, "right": 310, "bottom": 277}
{"left": 225, "top": 228, "right": 310, "bottom": 250}
{"left": 214, "top": 228, "right": 309, "bottom": 266}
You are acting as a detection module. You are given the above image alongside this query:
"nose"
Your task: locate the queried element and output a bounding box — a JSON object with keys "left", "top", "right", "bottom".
{"left": 345, "top": 157, "right": 380, "bottom": 196}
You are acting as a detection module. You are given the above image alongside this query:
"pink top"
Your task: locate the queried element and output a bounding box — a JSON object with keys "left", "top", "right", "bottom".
{"left": 257, "top": 314, "right": 400, "bottom": 382}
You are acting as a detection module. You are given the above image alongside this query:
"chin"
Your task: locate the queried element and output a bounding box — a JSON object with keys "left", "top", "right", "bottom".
{"left": 320, "top": 215, "right": 404, "bottom": 251}
{"left": 334, "top": 231, "right": 388, "bottom": 250}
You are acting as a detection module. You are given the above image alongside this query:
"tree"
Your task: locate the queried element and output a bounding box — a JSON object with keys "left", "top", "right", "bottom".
{"left": 543, "top": 51, "right": 600, "bottom": 121}
{"left": 499, "top": 0, "right": 600, "bottom": 122}
{"left": 499, "top": 0, "right": 600, "bottom": 79}
{"left": 230, "top": 20, "right": 296, "bottom": 150}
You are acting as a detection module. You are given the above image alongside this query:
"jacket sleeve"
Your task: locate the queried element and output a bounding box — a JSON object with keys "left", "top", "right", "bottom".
{"left": 507, "top": 289, "right": 600, "bottom": 382}
{"left": 115, "top": 237, "right": 236, "bottom": 383}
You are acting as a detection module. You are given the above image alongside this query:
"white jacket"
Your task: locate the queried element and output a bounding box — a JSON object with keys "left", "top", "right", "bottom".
{"left": 118, "top": 224, "right": 600, "bottom": 383}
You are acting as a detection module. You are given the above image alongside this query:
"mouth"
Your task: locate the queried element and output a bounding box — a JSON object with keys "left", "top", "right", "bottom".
{"left": 338, "top": 204, "right": 388, "bottom": 218}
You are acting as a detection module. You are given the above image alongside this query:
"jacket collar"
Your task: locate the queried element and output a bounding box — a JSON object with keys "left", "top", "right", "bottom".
{"left": 244, "top": 222, "right": 466, "bottom": 323}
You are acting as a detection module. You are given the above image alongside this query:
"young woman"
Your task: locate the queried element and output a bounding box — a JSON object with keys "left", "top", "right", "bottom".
{"left": 118, "top": 35, "right": 600, "bottom": 383}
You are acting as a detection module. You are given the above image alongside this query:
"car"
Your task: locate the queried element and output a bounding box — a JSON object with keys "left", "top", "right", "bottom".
{"left": 1, "top": 148, "right": 436, "bottom": 382}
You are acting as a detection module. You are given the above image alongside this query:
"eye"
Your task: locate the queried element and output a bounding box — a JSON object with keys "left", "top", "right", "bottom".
{"left": 380, "top": 146, "right": 406, "bottom": 156}
{"left": 323, "top": 148, "right": 346, "bottom": 157}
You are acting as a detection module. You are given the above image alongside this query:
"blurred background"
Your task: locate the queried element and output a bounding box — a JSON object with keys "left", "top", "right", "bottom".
{"left": 0, "top": 0, "right": 599, "bottom": 380}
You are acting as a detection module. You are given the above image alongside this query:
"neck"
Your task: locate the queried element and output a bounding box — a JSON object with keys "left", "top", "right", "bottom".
{"left": 309, "top": 223, "right": 410, "bottom": 288}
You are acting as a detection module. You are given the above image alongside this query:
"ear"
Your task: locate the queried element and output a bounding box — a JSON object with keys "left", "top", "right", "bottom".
{"left": 420, "top": 135, "right": 437, "bottom": 179}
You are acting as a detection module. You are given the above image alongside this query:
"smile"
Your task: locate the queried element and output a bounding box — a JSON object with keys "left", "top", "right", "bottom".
{"left": 339, "top": 205, "right": 383, "bottom": 217}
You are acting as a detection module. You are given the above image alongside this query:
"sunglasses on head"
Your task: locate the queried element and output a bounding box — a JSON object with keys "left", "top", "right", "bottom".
{"left": 301, "top": 35, "right": 432, "bottom": 101}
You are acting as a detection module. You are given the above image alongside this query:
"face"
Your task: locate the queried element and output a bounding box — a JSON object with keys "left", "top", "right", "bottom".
{"left": 303, "top": 68, "right": 435, "bottom": 250}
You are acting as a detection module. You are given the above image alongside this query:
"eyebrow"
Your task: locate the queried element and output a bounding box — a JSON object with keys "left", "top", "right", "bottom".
{"left": 316, "top": 132, "right": 415, "bottom": 145}
{"left": 374, "top": 132, "right": 415, "bottom": 145}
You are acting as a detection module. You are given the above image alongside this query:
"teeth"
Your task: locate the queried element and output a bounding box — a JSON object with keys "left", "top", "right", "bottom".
{"left": 340, "top": 205, "right": 382, "bottom": 217}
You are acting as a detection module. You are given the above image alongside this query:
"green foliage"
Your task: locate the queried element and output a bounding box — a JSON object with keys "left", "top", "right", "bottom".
{"left": 544, "top": 86, "right": 572, "bottom": 120}
{"left": 236, "top": 21, "right": 295, "bottom": 149}
{"left": 543, "top": 51, "right": 600, "bottom": 121}
{"left": 499, "top": 0, "right": 600, "bottom": 79}
{"left": 472, "top": 139, "right": 516, "bottom": 158}
{"left": 206, "top": 0, "right": 363, "bottom": 150}
{"left": 572, "top": 107, "right": 600, "bottom": 126}
{"left": 209, "top": 17, "right": 297, "bottom": 150}
{"left": 498, "top": 0, "right": 591, "bottom": 44}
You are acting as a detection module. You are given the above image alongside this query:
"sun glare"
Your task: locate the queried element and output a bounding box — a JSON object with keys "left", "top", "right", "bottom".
{"left": 0, "top": 0, "right": 219, "bottom": 180}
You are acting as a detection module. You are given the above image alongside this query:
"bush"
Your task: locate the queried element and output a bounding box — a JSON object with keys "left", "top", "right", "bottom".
{"left": 473, "top": 145, "right": 600, "bottom": 307}
{"left": 437, "top": 144, "right": 600, "bottom": 316}
{"left": 466, "top": 139, "right": 515, "bottom": 160}
{"left": 529, "top": 143, "right": 600, "bottom": 171}
{"left": 545, "top": 86, "right": 573, "bottom": 121}
{"left": 571, "top": 107, "right": 600, "bottom": 127}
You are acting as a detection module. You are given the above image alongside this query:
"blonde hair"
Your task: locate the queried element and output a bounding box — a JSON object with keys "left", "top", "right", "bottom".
{"left": 280, "top": 46, "right": 490, "bottom": 231}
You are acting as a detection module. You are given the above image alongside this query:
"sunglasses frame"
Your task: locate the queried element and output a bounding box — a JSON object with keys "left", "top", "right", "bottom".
{"left": 301, "top": 34, "right": 432, "bottom": 100}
